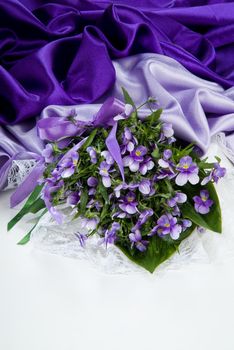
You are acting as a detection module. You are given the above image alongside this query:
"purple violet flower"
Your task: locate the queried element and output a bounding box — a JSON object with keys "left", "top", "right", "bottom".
{"left": 162, "top": 123, "right": 174, "bottom": 138}
{"left": 67, "top": 191, "right": 80, "bottom": 206}
{"left": 158, "top": 149, "right": 174, "bottom": 171}
{"left": 139, "top": 179, "right": 151, "bottom": 195}
{"left": 123, "top": 146, "right": 147, "bottom": 172}
{"left": 99, "top": 161, "right": 112, "bottom": 188}
{"left": 139, "top": 156, "right": 154, "bottom": 175}
{"left": 149, "top": 213, "right": 182, "bottom": 240}
{"left": 156, "top": 168, "right": 176, "bottom": 180}
{"left": 87, "top": 176, "right": 98, "bottom": 187}
{"left": 101, "top": 150, "right": 114, "bottom": 165}
{"left": 114, "top": 183, "right": 129, "bottom": 198}
{"left": 41, "top": 179, "right": 64, "bottom": 224}
{"left": 132, "top": 209, "right": 154, "bottom": 231}
{"left": 86, "top": 146, "right": 97, "bottom": 164}
{"left": 193, "top": 190, "right": 213, "bottom": 214}
{"left": 129, "top": 230, "right": 149, "bottom": 252}
{"left": 159, "top": 123, "right": 174, "bottom": 142}
{"left": 121, "top": 127, "right": 137, "bottom": 154}
{"left": 119, "top": 191, "right": 138, "bottom": 214}
{"left": 175, "top": 156, "right": 199, "bottom": 186}
{"left": 181, "top": 219, "right": 192, "bottom": 231}
{"left": 42, "top": 144, "right": 54, "bottom": 163}
{"left": 172, "top": 205, "right": 181, "bottom": 217}
{"left": 201, "top": 163, "right": 226, "bottom": 185}
{"left": 167, "top": 192, "right": 187, "bottom": 207}
{"left": 100, "top": 222, "right": 120, "bottom": 247}
{"left": 60, "top": 151, "right": 79, "bottom": 178}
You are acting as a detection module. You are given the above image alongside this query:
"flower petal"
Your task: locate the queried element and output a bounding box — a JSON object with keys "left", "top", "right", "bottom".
{"left": 175, "top": 173, "right": 188, "bottom": 186}
{"left": 188, "top": 173, "right": 199, "bottom": 185}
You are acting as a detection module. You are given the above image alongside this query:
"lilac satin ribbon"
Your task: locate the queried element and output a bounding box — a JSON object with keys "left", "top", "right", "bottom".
{"left": 10, "top": 97, "right": 126, "bottom": 207}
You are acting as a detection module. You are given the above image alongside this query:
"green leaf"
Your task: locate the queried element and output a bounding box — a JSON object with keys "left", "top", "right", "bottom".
{"left": 79, "top": 189, "right": 88, "bottom": 215}
{"left": 116, "top": 236, "right": 176, "bottom": 273}
{"left": 147, "top": 109, "right": 163, "bottom": 125}
{"left": 181, "top": 182, "right": 222, "bottom": 233}
{"left": 17, "top": 209, "right": 47, "bottom": 245}
{"left": 116, "top": 223, "right": 195, "bottom": 273}
{"left": 97, "top": 182, "right": 109, "bottom": 204}
{"left": 8, "top": 185, "right": 43, "bottom": 231}
{"left": 81, "top": 128, "right": 97, "bottom": 150}
{"left": 121, "top": 87, "right": 135, "bottom": 107}
{"left": 151, "top": 148, "right": 160, "bottom": 159}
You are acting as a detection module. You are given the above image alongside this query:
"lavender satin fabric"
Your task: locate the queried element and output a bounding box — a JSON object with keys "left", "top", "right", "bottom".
{"left": 1, "top": 53, "right": 234, "bottom": 191}
{"left": 0, "top": 0, "right": 234, "bottom": 124}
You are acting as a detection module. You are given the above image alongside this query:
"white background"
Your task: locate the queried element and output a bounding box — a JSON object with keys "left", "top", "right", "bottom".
{"left": 1, "top": 189, "right": 234, "bottom": 350}
{"left": 1, "top": 141, "right": 234, "bottom": 350}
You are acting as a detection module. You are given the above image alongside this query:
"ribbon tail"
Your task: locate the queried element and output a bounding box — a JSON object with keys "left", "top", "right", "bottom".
{"left": 10, "top": 164, "right": 44, "bottom": 208}
{"left": 105, "top": 123, "right": 125, "bottom": 181}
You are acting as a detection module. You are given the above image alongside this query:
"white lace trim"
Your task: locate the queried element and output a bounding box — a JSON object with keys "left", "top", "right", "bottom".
{"left": 213, "top": 132, "right": 234, "bottom": 164}
{"left": 6, "top": 159, "right": 37, "bottom": 190}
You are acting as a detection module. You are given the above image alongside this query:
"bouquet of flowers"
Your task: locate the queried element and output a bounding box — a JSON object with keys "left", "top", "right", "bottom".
{"left": 8, "top": 89, "right": 226, "bottom": 273}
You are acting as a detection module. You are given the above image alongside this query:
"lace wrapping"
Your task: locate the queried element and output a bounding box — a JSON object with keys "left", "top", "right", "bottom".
{"left": 6, "top": 159, "right": 37, "bottom": 190}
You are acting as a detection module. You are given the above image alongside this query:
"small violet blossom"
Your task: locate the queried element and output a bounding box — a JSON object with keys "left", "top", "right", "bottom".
{"left": 99, "top": 161, "right": 112, "bottom": 188}
{"left": 100, "top": 222, "right": 120, "bottom": 247}
{"left": 42, "top": 144, "right": 54, "bottom": 163}
{"left": 129, "top": 230, "right": 149, "bottom": 252}
{"left": 159, "top": 123, "right": 174, "bottom": 142}
{"left": 119, "top": 191, "right": 138, "bottom": 214}
{"left": 181, "top": 219, "right": 192, "bottom": 231}
{"left": 176, "top": 156, "right": 199, "bottom": 186}
{"left": 67, "top": 191, "right": 80, "bottom": 206}
{"left": 193, "top": 190, "right": 213, "bottom": 214}
{"left": 158, "top": 149, "right": 174, "bottom": 171}
{"left": 60, "top": 151, "right": 79, "bottom": 178}
{"left": 167, "top": 192, "right": 187, "bottom": 207}
{"left": 87, "top": 176, "right": 98, "bottom": 187}
{"left": 201, "top": 163, "right": 226, "bottom": 185}
{"left": 123, "top": 146, "right": 147, "bottom": 172}
{"left": 121, "top": 127, "right": 137, "bottom": 154}
{"left": 101, "top": 150, "right": 114, "bottom": 165}
{"left": 139, "top": 156, "right": 154, "bottom": 175}
{"left": 86, "top": 146, "right": 97, "bottom": 164}
{"left": 149, "top": 213, "right": 182, "bottom": 240}
{"left": 132, "top": 209, "right": 154, "bottom": 231}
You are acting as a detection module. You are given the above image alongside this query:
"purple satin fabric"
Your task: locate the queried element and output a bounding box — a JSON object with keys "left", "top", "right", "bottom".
{"left": 1, "top": 53, "right": 234, "bottom": 192}
{"left": 0, "top": 0, "right": 234, "bottom": 124}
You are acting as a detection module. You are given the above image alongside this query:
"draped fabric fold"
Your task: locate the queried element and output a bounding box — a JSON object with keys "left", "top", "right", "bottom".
{"left": 2, "top": 53, "right": 233, "bottom": 193}
{"left": 0, "top": 0, "right": 234, "bottom": 124}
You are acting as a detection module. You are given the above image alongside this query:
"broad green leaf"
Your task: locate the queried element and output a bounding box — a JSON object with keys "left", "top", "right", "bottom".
{"left": 121, "top": 87, "right": 135, "bottom": 107}
{"left": 116, "top": 224, "right": 195, "bottom": 273}
{"left": 8, "top": 185, "right": 43, "bottom": 231}
{"left": 181, "top": 182, "right": 222, "bottom": 233}
{"left": 17, "top": 209, "right": 47, "bottom": 245}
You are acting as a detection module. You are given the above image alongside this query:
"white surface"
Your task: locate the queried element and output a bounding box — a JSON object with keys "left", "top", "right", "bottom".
{"left": 1, "top": 144, "right": 234, "bottom": 350}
